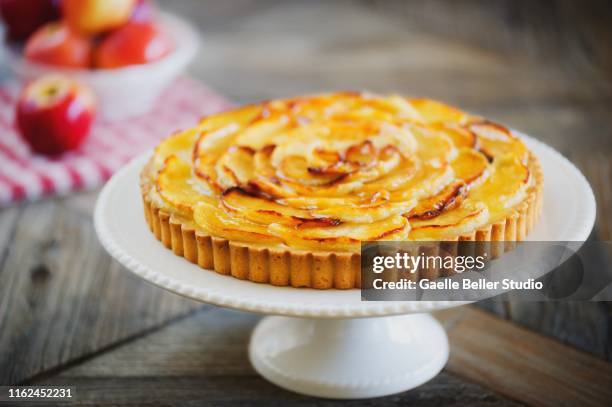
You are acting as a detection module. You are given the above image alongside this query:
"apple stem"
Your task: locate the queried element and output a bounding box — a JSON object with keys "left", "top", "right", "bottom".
{"left": 46, "top": 86, "right": 58, "bottom": 98}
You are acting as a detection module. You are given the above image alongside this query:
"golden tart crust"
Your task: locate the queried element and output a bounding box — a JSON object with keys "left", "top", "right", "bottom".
{"left": 141, "top": 93, "right": 543, "bottom": 289}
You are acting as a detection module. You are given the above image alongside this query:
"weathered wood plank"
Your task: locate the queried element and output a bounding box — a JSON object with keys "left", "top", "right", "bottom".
{"left": 442, "top": 307, "right": 612, "bottom": 407}
{"left": 0, "top": 196, "right": 202, "bottom": 385}
{"left": 40, "top": 374, "right": 522, "bottom": 406}
{"left": 0, "top": 205, "right": 20, "bottom": 270}
{"left": 39, "top": 308, "right": 521, "bottom": 406}
{"left": 37, "top": 305, "right": 612, "bottom": 406}
{"left": 194, "top": 5, "right": 602, "bottom": 109}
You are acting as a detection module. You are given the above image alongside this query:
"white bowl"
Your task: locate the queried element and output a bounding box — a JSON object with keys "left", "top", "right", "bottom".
{"left": 1, "top": 11, "right": 199, "bottom": 120}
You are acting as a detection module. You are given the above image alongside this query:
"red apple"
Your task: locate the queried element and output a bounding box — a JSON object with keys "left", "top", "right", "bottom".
{"left": 94, "top": 21, "right": 172, "bottom": 69}
{"left": 24, "top": 22, "right": 93, "bottom": 68}
{"left": 62, "top": 0, "right": 136, "bottom": 35}
{"left": 16, "top": 75, "right": 95, "bottom": 155}
{"left": 0, "top": 0, "right": 59, "bottom": 42}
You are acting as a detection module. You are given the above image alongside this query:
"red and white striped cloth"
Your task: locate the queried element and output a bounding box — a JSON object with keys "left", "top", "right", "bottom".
{"left": 0, "top": 76, "right": 230, "bottom": 207}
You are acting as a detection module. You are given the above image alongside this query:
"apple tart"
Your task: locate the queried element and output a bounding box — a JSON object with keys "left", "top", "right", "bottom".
{"left": 141, "top": 92, "right": 542, "bottom": 289}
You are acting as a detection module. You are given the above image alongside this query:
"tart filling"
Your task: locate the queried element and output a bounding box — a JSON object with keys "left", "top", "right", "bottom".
{"left": 141, "top": 93, "right": 542, "bottom": 289}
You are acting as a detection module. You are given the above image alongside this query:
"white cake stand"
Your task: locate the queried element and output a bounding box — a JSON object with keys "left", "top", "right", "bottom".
{"left": 94, "top": 133, "right": 595, "bottom": 399}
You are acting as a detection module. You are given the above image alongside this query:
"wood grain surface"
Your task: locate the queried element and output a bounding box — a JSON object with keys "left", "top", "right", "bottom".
{"left": 0, "top": 199, "right": 201, "bottom": 385}
{"left": 36, "top": 307, "right": 611, "bottom": 406}
{"left": 0, "top": 0, "right": 611, "bottom": 405}
{"left": 37, "top": 308, "right": 523, "bottom": 406}
{"left": 443, "top": 307, "right": 612, "bottom": 407}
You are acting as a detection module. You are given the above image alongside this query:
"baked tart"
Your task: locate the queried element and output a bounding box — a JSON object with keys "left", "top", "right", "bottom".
{"left": 141, "top": 92, "right": 542, "bottom": 289}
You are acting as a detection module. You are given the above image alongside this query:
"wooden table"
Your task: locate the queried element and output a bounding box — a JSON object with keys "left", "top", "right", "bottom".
{"left": 1, "top": 1, "right": 611, "bottom": 405}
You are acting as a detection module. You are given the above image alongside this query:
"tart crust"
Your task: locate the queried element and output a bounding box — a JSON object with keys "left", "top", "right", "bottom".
{"left": 140, "top": 152, "right": 543, "bottom": 289}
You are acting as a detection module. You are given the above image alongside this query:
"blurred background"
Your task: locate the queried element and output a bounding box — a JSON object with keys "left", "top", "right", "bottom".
{"left": 0, "top": 0, "right": 610, "bottom": 405}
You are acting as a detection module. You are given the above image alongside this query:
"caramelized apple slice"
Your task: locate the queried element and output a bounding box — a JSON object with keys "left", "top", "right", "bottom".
{"left": 269, "top": 124, "right": 334, "bottom": 169}
{"left": 360, "top": 156, "right": 419, "bottom": 193}
{"left": 268, "top": 215, "right": 410, "bottom": 252}
{"left": 193, "top": 105, "right": 264, "bottom": 187}
{"left": 298, "top": 179, "right": 365, "bottom": 197}
{"left": 467, "top": 121, "right": 527, "bottom": 161}
{"left": 409, "top": 202, "right": 489, "bottom": 240}
{"left": 235, "top": 116, "right": 290, "bottom": 150}
{"left": 470, "top": 155, "right": 530, "bottom": 221}
{"left": 364, "top": 145, "right": 402, "bottom": 177}
{"left": 193, "top": 127, "right": 243, "bottom": 190}
{"left": 156, "top": 155, "right": 212, "bottom": 214}
{"left": 194, "top": 104, "right": 263, "bottom": 160}
{"left": 280, "top": 196, "right": 363, "bottom": 209}
{"left": 312, "top": 148, "right": 341, "bottom": 165}
{"left": 279, "top": 155, "right": 345, "bottom": 186}
{"left": 409, "top": 98, "right": 469, "bottom": 123}
{"left": 325, "top": 144, "right": 402, "bottom": 187}
{"left": 247, "top": 175, "right": 298, "bottom": 199}
{"left": 221, "top": 187, "right": 319, "bottom": 225}
{"left": 307, "top": 160, "right": 361, "bottom": 177}
{"left": 316, "top": 199, "right": 416, "bottom": 223}
{"left": 307, "top": 140, "right": 374, "bottom": 176}
{"left": 278, "top": 94, "right": 339, "bottom": 120}
{"left": 412, "top": 125, "right": 456, "bottom": 166}
{"left": 382, "top": 95, "right": 422, "bottom": 120}
{"left": 198, "top": 104, "right": 263, "bottom": 134}
{"left": 386, "top": 163, "right": 453, "bottom": 200}
{"left": 193, "top": 201, "right": 282, "bottom": 244}
{"left": 345, "top": 140, "right": 375, "bottom": 165}
{"left": 373, "top": 123, "right": 417, "bottom": 157}
{"left": 153, "top": 128, "right": 199, "bottom": 169}
{"left": 249, "top": 145, "right": 298, "bottom": 198}
{"left": 430, "top": 122, "right": 476, "bottom": 148}
{"left": 408, "top": 181, "right": 466, "bottom": 220}
{"left": 451, "top": 148, "right": 490, "bottom": 186}
{"left": 214, "top": 146, "right": 255, "bottom": 189}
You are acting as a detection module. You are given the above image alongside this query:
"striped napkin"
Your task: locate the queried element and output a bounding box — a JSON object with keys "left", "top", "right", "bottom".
{"left": 0, "top": 76, "right": 230, "bottom": 207}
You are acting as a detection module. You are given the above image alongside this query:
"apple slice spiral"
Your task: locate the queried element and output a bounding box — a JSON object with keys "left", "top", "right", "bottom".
{"left": 147, "top": 93, "right": 536, "bottom": 252}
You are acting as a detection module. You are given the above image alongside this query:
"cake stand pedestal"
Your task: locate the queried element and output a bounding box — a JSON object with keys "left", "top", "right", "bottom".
{"left": 95, "top": 133, "right": 595, "bottom": 399}
{"left": 249, "top": 314, "right": 448, "bottom": 398}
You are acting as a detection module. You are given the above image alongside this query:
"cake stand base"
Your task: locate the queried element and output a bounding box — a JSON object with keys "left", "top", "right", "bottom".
{"left": 249, "top": 313, "right": 449, "bottom": 399}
